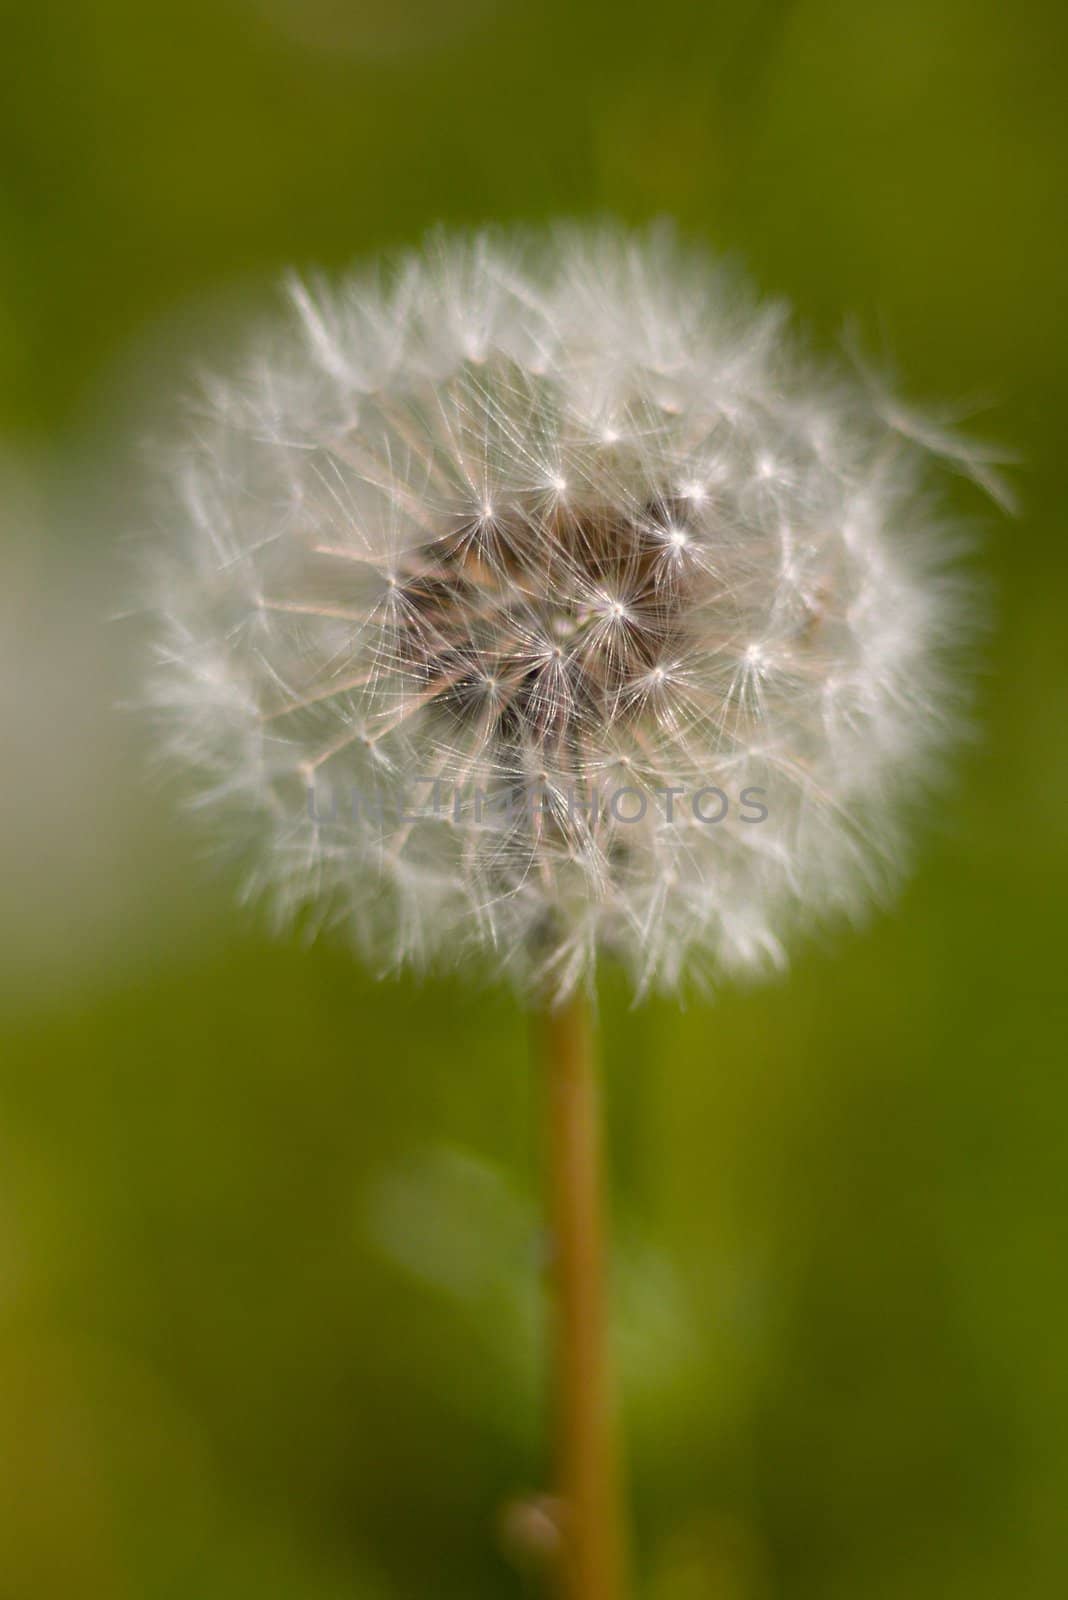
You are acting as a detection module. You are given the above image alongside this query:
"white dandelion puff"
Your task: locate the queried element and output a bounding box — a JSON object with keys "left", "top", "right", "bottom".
{"left": 144, "top": 223, "right": 991, "bottom": 1001}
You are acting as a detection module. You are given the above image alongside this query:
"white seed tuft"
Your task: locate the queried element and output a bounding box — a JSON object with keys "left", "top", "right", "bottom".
{"left": 145, "top": 224, "right": 992, "bottom": 1000}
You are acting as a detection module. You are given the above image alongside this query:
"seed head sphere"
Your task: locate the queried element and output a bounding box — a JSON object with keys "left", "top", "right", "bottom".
{"left": 148, "top": 225, "right": 988, "bottom": 999}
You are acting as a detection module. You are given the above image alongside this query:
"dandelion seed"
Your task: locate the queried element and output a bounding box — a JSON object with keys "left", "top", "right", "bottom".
{"left": 145, "top": 223, "right": 992, "bottom": 1001}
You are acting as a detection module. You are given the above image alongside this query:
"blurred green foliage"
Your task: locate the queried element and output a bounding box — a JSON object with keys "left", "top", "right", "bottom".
{"left": 2, "top": 0, "right": 1067, "bottom": 1593}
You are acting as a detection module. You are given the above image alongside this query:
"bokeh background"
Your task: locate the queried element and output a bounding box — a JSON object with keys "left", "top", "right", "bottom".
{"left": 3, "top": 0, "right": 1067, "bottom": 1594}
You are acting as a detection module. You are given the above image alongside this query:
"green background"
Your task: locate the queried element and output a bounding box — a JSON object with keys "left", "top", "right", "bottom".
{"left": 2, "top": 0, "right": 1066, "bottom": 1594}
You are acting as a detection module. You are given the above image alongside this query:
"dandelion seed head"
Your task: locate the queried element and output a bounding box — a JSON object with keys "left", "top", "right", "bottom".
{"left": 146, "top": 224, "right": 993, "bottom": 1000}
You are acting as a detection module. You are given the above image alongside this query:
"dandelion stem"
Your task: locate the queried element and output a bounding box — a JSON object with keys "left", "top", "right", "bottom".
{"left": 539, "top": 987, "right": 629, "bottom": 1600}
